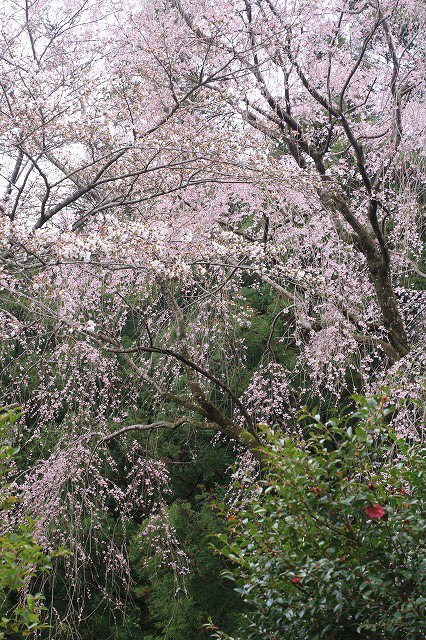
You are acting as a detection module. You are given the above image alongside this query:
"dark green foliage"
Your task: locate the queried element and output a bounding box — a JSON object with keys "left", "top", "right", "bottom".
{"left": 129, "top": 499, "right": 242, "bottom": 640}
{"left": 213, "top": 396, "right": 426, "bottom": 640}
{"left": 239, "top": 282, "right": 297, "bottom": 373}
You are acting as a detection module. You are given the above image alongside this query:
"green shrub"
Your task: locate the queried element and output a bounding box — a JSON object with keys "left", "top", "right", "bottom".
{"left": 0, "top": 408, "right": 52, "bottom": 639}
{"left": 213, "top": 396, "right": 426, "bottom": 640}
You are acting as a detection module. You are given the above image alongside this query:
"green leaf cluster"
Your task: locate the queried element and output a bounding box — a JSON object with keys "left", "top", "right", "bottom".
{"left": 214, "top": 396, "right": 426, "bottom": 640}
{"left": 0, "top": 408, "right": 53, "bottom": 639}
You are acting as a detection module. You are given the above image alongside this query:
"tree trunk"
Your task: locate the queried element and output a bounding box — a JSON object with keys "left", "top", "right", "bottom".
{"left": 367, "top": 255, "right": 410, "bottom": 360}
{"left": 320, "top": 184, "right": 410, "bottom": 362}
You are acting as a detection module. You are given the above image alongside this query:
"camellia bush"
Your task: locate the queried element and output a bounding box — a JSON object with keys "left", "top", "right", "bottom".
{"left": 213, "top": 396, "right": 426, "bottom": 640}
